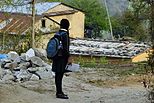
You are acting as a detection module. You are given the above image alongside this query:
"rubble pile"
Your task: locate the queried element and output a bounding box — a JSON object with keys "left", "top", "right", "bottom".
{"left": 70, "top": 39, "right": 150, "bottom": 58}
{"left": 0, "top": 48, "right": 54, "bottom": 83}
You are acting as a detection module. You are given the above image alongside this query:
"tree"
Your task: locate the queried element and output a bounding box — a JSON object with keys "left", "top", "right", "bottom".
{"left": 111, "top": 0, "right": 151, "bottom": 41}
{"left": 67, "top": 0, "right": 108, "bottom": 38}
{"left": 127, "top": 0, "right": 153, "bottom": 42}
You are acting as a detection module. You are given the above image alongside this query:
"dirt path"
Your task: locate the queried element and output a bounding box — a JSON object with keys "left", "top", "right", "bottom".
{"left": 0, "top": 75, "right": 149, "bottom": 103}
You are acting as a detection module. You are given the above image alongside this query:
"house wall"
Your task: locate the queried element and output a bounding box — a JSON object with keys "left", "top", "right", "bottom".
{"left": 132, "top": 50, "right": 151, "bottom": 63}
{"left": 71, "top": 55, "right": 131, "bottom": 65}
{"left": 71, "top": 11, "right": 85, "bottom": 38}
{"left": 46, "top": 4, "right": 74, "bottom": 12}
{"left": 35, "top": 4, "right": 85, "bottom": 39}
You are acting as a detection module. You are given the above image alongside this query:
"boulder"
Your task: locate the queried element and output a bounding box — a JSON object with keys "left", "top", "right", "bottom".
{"left": 1, "top": 60, "right": 11, "bottom": 68}
{"left": 16, "top": 70, "right": 32, "bottom": 82}
{"left": 27, "top": 67, "right": 39, "bottom": 72}
{"left": 30, "top": 74, "right": 40, "bottom": 80}
{"left": 14, "top": 56, "right": 21, "bottom": 63}
{"left": 44, "top": 63, "right": 52, "bottom": 69}
{"left": 20, "top": 53, "right": 27, "bottom": 61}
{"left": 8, "top": 51, "right": 19, "bottom": 61}
{"left": 4, "top": 62, "right": 18, "bottom": 70}
{"left": 36, "top": 67, "right": 53, "bottom": 79}
{"left": 30, "top": 56, "right": 45, "bottom": 67}
{"left": 33, "top": 48, "right": 47, "bottom": 61}
{"left": 25, "top": 48, "right": 35, "bottom": 61}
{"left": 18, "top": 62, "right": 31, "bottom": 70}
{"left": 4, "top": 63, "right": 12, "bottom": 69}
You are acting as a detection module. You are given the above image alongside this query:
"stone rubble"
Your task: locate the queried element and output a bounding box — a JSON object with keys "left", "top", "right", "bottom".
{"left": 70, "top": 39, "right": 150, "bottom": 58}
{"left": 0, "top": 48, "right": 54, "bottom": 83}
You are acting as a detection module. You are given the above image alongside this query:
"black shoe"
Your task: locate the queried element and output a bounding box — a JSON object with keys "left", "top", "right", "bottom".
{"left": 56, "top": 93, "right": 69, "bottom": 99}
{"left": 56, "top": 92, "right": 68, "bottom": 96}
{"left": 62, "top": 92, "right": 68, "bottom": 96}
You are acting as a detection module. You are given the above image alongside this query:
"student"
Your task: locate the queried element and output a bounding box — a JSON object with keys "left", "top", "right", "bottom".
{"left": 52, "top": 19, "right": 71, "bottom": 99}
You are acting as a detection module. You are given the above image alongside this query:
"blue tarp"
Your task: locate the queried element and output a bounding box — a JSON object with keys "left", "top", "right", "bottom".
{"left": 0, "top": 54, "right": 8, "bottom": 59}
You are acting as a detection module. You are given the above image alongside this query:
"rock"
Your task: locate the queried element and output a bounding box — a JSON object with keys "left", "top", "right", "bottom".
{"left": 25, "top": 48, "right": 35, "bottom": 61}
{"left": 36, "top": 67, "right": 54, "bottom": 79}
{"left": 0, "top": 66, "right": 2, "bottom": 79}
{"left": 51, "top": 71, "right": 55, "bottom": 77}
{"left": 2, "top": 74, "right": 14, "bottom": 81}
{"left": 16, "top": 70, "right": 32, "bottom": 82}
{"left": 1, "top": 69, "right": 13, "bottom": 80}
{"left": 43, "top": 63, "right": 55, "bottom": 78}
{"left": 30, "top": 56, "right": 45, "bottom": 67}
{"left": 4, "top": 63, "right": 12, "bottom": 69}
{"left": 33, "top": 48, "right": 47, "bottom": 61}
{"left": 27, "top": 67, "right": 39, "bottom": 72}
{"left": 4, "top": 62, "right": 18, "bottom": 70}
{"left": 8, "top": 51, "right": 19, "bottom": 61}
{"left": 11, "top": 62, "right": 18, "bottom": 69}
{"left": 20, "top": 53, "right": 27, "bottom": 61}
{"left": 3, "top": 69, "right": 12, "bottom": 75}
{"left": 1, "top": 59, "right": 11, "bottom": 62}
{"left": 44, "top": 63, "right": 52, "bottom": 69}
{"left": 30, "top": 74, "right": 40, "bottom": 80}
{"left": 1, "top": 59, "right": 12, "bottom": 68}
{"left": 14, "top": 56, "right": 21, "bottom": 63}
{"left": 27, "top": 66, "right": 53, "bottom": 79}
{"left": 18, "top": 62, "right": 31, "bottom": 70}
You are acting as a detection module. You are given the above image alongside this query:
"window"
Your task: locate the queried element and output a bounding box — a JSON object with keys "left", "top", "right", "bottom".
{"left": 41, "top": 19, "right": 46, "bottom": 28}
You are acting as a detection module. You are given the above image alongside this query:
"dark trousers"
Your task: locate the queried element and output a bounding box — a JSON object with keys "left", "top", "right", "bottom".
{"left": 55, "top": 72, "right": 64, "bottom": 94}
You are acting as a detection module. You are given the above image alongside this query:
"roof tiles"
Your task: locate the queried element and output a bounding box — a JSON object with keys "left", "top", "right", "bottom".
{"left": 70, "top": 39, "right": 150, "bottom": 58}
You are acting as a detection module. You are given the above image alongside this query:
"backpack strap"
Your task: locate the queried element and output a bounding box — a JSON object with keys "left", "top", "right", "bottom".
{"left": 55, "top": 31, "right": 67, "bottom": 46}
{"left": 54, "top": 38, "right": 59, "bottom": 51}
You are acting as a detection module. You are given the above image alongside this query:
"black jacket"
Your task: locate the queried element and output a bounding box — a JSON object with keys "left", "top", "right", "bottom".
{"left": 52, "top": 29, "right": 70, "bottom": 73}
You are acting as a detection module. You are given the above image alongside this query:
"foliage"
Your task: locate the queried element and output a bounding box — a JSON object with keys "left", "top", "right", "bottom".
{"left": 100, "top": 57, "right": 108, "bottom": 64}
{"left": 112, "top": 0, "right": 151, "bottom": 41}
{"left": 69, "top": 0, "right": 108, "bottom": 37}
{"left": 0, "top": 32, "right": 44, "bottom": 54}
{"left": 147, "top": 48, "right": 154, "bottom": 73}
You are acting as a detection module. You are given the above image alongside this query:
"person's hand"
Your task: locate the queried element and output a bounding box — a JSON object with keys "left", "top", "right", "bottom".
{"left": 68, "top": 56, "right": 73, "bottom": 65}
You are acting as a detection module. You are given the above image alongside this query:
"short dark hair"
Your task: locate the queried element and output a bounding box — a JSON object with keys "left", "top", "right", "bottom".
{"left": 60, "top": 19, "right": 70, "bottom": 29}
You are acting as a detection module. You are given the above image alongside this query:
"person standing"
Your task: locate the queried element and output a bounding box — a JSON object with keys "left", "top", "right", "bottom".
{"left": 52, "top": 19, "right": 71, "bottom": 99}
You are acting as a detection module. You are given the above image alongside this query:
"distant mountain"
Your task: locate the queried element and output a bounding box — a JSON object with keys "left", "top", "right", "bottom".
{"left": 100, "top": 0, "right": 129, "bottom": 16}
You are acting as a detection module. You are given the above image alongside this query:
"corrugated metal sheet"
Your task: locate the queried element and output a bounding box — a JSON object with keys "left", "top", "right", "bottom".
{"left": 0, "top": 2, "right": 60, "bottom": 15}
{"left": 0, "top": 12, "right": 41, "bottom": 34}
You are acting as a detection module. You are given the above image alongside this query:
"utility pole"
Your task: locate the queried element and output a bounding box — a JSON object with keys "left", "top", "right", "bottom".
{"left": 32, "top": 0, "right": 35, "bottom": 48}
{"left": 151, "top": 0, "right": 154, "bottom": 46}
{"left": 104, "top": 0, "right": 114, "bottom": 40}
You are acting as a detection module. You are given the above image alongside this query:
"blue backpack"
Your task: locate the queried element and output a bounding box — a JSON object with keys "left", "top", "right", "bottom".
{"left": 46, "top": 31, "right": 65, "bottom": 59}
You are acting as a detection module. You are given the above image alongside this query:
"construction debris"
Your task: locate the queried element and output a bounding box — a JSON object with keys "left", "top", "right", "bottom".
{"left": 0, "top": 48, "right": 54, "bottom": 83}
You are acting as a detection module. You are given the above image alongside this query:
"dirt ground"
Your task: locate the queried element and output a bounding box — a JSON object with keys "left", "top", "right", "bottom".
{"left": 0, "top": 67, "right": 150, "bottom": 103}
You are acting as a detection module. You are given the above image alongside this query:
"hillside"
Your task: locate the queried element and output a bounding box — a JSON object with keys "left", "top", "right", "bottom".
{"left": 100, "top": 0, "right": 129, "bottom": 16}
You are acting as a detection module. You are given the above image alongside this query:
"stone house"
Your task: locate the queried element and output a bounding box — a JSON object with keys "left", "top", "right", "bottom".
{"left": 0, "top": 2, "right": 85, "bottom": 48}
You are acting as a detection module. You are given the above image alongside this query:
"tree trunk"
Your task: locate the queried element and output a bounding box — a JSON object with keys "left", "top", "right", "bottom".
{"left": 32, "top": 0, "right": 35, "bottom": 48}
{"left": 151, "top": 1, "right": 154, "bottom": 47}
